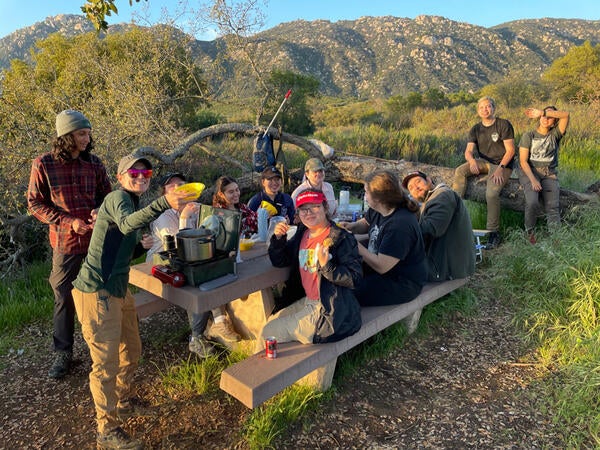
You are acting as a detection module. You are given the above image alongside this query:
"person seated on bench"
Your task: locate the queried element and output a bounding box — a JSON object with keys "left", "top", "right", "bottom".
{"left": 257, "top": 189, "right": 362, "bottom": 351}
{"left": 146, "top": 173, "right": 240, "bottom": 356}
{"left": 402, "top": 170, "right": 476, "bottom": 281}
{"left": 339, "top": 170, "right": 427, "bottom": 306}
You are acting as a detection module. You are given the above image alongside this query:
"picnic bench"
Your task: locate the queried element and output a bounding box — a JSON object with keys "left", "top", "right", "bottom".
{"left": 220, "top": 277, "right": 468, "bottom": 409}
{"left": 130, "top": 242, "right": 290, "bottom": 338}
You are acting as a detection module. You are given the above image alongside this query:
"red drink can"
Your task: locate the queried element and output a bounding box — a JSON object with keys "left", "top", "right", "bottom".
{"left": 265, "top": 337, "right": 278, "bottom": 359}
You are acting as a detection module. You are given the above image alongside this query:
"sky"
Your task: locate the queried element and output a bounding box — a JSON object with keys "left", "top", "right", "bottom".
{"left": 1, "top": 0, "right": 598, "bottom": 40}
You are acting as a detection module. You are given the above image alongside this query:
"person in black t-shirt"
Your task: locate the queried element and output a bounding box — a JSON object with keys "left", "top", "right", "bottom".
{"left": 340, "top": 170, "right": 427, "bottom": 305}
{"left": 452, "top": 96, "right": 515, "bottom": 249}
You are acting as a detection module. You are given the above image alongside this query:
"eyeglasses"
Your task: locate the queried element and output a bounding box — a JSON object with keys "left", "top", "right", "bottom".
{"left": 126, "top": 168, "right": 153, "bottom": 179}
{"left": 297, "top": 204, "right": 322, "bottom": 215}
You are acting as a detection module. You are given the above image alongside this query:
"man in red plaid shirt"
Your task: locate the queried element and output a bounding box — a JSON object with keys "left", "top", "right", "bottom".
{"left": 27, "top": 110, "right": 112, "bottom": 379}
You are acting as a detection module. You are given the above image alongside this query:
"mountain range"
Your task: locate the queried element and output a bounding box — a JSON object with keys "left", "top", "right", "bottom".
{"left": 1, "top": 14, "right": 599, "bottom": 97}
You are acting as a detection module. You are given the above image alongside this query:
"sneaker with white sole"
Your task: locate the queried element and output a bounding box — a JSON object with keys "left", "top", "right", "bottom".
{"left": 96, "top": 426, "right": 143, "bottom": 450}
{"left": 188, "top": 336, "right": 215, "bottom": 358}
{"left": 206, "top": 319, "right": 241, "bottom": 347}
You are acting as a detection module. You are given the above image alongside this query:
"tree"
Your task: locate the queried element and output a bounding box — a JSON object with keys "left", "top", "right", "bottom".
{"left": 543, "top": 41, "right": 600, "bottom": 102}
{"left": 81, "top": 0, "right": 148, "bottom": 31}
{"left": 263, "top": 70, "right": 319, "bottom": 136}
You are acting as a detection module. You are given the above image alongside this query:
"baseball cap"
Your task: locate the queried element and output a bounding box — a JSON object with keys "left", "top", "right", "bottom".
{"left": 159, "top": 172, "right": 186, "bottom": 186}
{"left": 117, "top": 154, "right": 152, "bottom": 174}
{"left": 295, "top": 190, "right": 326, "bottom": 208}
{"left": 304, "top": 157, "right": 325, "bottom": 172}
{"left": 261, "top": 166, "right": 282, "bottom": 180}
{"left": 402, "top": 170, "right": 428, "bottom": 189}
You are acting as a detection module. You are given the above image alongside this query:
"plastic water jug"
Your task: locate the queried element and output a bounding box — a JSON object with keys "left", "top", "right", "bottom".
{"left": 257, "top": 208, "right": 269, "bottom": 241}
{"left": 339, "top": 186, "right": 350, "bottom": 212}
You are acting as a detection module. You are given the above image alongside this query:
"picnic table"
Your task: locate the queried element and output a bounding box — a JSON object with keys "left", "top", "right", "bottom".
{"left": 130, "top": 242, "right": 290, "bottom": 339}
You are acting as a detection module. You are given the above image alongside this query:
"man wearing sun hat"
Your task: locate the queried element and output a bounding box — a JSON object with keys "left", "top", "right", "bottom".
{"left": 248, "top": 165, "right": 295, "bottom": 222}
{"left": 27, "top": 109, "right": 112, "bottom": 380}
{"left": 402, "top": 170, "right": 475, "bottom": 281}
{"left": 72, "top": 152, "right": 192, "bottom": 449}
{"left": 291, "top": 157, "right": 338, "bottom": 216}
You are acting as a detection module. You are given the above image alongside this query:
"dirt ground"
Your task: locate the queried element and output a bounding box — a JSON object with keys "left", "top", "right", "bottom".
{"left": 0, "top": 284, "right": 564, "bottom": 449}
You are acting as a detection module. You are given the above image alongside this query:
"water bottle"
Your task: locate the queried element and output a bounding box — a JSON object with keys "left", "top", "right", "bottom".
{"left": 339, "top": 186, "right": 350, "bottom": 212}
{"left": 257, "top": 208, "right": 269, "bottom": 241}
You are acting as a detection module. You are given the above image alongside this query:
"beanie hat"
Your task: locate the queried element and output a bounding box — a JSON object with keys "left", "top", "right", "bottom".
{"left": 56, "top": 110, "right": 92, "bottom": 137}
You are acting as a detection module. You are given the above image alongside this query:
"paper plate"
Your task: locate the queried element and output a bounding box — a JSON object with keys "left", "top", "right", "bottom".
{"left": 175, "top": 182, "right": 205, "bottom": 199}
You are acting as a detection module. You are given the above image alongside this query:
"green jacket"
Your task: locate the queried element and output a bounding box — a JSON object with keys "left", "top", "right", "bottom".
{"left": 419, "top": 184, "right": 475, "bottom": 281}
{"left": 73, "top": 189, "right": 170, "bottom": 297}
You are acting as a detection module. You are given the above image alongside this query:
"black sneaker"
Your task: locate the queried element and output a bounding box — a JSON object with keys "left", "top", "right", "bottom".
{"left": 48, "top": 351, "right": 72, "bottom": 379}
{"left": 96, "top": 426, "right": 143, "bottom": 450}
{"left": 485, "top": 231, "right": 502, "bottom": 250}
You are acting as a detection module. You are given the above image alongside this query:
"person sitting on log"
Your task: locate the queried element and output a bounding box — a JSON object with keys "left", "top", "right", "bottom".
{"left": 517, "top": 105, "right": 570, "bottom": 244}
{"left": 452, "top": 96, "right": 515, "bottom": 249}
{"left": 403, "top": 170, "right": 475, "bottom": 281}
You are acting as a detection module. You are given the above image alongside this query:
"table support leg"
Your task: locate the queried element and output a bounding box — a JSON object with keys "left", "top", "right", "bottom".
{"left": 296, "top": 358, "right": 337, "bottom": 391}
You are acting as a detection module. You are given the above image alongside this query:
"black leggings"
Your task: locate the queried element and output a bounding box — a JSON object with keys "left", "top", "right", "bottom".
{"left": 355, "top": 272, "right": 423, "bottom": 306}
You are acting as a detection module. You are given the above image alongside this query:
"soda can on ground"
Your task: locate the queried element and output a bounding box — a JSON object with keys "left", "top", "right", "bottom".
{"left": 265, "top": 336, "right": 278, "bottom": 359}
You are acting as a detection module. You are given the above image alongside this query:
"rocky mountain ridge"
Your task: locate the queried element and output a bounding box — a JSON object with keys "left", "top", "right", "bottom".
{"left": 1, "top": 14, "right": 599, "bottom": 97}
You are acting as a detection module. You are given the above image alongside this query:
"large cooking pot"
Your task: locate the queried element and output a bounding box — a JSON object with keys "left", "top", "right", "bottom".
{"left": 176, "top": 228, "right": 216, "bottom": 262}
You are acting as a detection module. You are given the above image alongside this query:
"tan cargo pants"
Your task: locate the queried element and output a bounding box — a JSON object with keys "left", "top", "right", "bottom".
{"left": 72, "top": 287, "right": 141, "bottom": 433}
{"left": 452, "top": 158, "right": 511, "bottom": 232}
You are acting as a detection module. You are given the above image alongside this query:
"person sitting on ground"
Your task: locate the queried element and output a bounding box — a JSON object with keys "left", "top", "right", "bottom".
{"left": 518, "top": 105, "right": 570, "bottom": 244}
{"left": 248, "top": 166, "right": 295, "bottom": 223}
{"left": 340, "top": 170, "right": 427, "bottom": 306}
{"left": 257, "top": 189, "right": 362, "bottom": 351}
{"left": 145, "top": 173, "right": 239, "bottom": 355}
{"left": 452, "top": 96, "right": 515, "bottom": 249}
{"left": 291, "top": 157, "right": 337, "bottom": 216}
{"left": 402, "top": 170, "right": 476, "bottom": 281}
{"left": 72, "top": 153, "right": 191, "bottom": 450}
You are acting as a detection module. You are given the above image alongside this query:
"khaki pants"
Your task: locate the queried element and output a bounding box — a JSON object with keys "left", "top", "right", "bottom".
{"left": 256, "top": 297, "right": 320, "bottom": 353}
{"left": 452, "top": 159, "right": 511, "bottom": 231}
{"left": 72, "top": 287, "right": 141, "bottom": 433}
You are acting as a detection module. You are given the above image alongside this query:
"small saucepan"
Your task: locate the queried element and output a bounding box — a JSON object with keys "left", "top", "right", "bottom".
{"left": 176, "top": 227, "right": 216, "bottom": 262}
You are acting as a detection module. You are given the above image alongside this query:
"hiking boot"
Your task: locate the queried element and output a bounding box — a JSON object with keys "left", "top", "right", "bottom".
{"left": 188, "top": 336, "right": 215, "bottom": 358}
{"left": 206, "top": 319, "right": 241, "bottom": 347}
{"left": 48, "top": 351, "right": 72, "bottom": 379}
{"left": 117, "top": 397, "right": 153, "bottom": 419}
{"left": 96, "top": 426, "right": 143, "bottom": 450}
{"left": 485, "top": 231, "right": 502, "bottom": 250}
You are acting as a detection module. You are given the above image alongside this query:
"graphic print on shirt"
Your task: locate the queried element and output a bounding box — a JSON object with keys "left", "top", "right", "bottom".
{"left": 530, "top": 135, "right": 555, "bottom": 164}
{"left": 368, "top": 223, "right": 381, "bottom": 254}
{"left": 299, "top": 247, "right": 318, "bottom": 273}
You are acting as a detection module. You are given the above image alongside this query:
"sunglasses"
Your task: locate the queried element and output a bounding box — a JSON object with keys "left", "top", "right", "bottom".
{"left": 126, "top": 168, "right": 153, "bottom": 179}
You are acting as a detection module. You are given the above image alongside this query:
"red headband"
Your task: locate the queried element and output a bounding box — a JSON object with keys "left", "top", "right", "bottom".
{"left": 296, "top": 190, "right": 326, "bottom": 208}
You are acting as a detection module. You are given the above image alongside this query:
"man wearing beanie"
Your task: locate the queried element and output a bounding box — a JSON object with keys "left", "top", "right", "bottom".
{"left": 27, "top": 110, "right": 112, "bottom": 379}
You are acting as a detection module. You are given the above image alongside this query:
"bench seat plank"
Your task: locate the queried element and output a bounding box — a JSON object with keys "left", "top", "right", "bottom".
{"left": 220, "top": 278, "right": 468, "bottom": 408}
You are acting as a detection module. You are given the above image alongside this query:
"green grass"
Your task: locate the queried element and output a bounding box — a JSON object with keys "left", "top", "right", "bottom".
{"left": 0, "top": 261, "right": 53, "bottom": 351}
{"left": 483, "top": 205, "right": 600, "bottom": 447}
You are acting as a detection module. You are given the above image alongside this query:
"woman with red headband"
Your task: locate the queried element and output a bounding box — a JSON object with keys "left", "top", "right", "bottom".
{"left": 257, "top": 188, "right": 362, "bottom": 350}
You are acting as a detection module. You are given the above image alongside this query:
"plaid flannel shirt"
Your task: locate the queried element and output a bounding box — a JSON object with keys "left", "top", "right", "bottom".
{"left": 27, "top": 152, "right": 112, "bottom": 254}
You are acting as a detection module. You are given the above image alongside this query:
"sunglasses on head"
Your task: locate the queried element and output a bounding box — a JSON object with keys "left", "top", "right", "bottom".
{"left": 126, "top": 168, "right": 153, "bottom": 179}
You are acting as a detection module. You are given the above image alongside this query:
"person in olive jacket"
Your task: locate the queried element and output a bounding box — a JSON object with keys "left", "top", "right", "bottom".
{"left": 403, "top": 170, "right": 475, "bottom": 282}
{"left": 257, "top": 189, "right": 362, "bottom": 350}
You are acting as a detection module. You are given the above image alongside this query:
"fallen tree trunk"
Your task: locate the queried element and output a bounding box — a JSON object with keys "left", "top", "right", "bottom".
{"left": 326, "top": 155, "right": 599, "bottom": 213}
